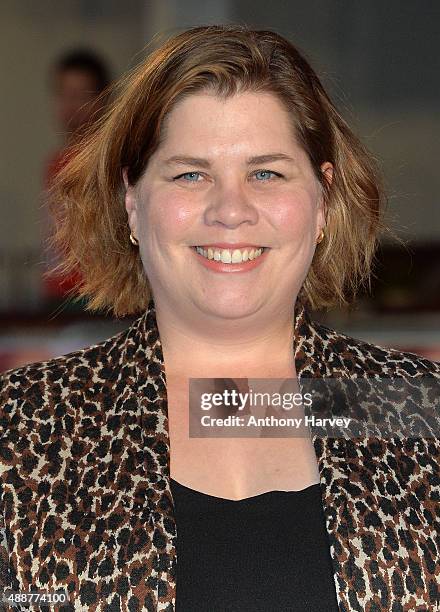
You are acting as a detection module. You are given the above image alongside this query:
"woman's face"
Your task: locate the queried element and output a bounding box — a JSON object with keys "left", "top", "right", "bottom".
{"left": 124, "top": 91, "right": 332, "bottom": 321}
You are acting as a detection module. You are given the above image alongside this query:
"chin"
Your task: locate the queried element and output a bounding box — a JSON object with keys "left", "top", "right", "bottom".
{"left": 193, "top": 293, "right": 263, "bottom": 320}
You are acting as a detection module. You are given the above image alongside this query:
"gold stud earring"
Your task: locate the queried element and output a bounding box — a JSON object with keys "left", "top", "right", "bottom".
{"left": 129, "top": 232, "right": 139, "bottom": 246}
{"left": 316, "top": 229, "right": 325, "bottom": 244}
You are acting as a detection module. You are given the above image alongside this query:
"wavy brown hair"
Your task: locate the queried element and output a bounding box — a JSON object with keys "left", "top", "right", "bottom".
{"left": 48, "top": 24, "right": 385, "bottom": 317}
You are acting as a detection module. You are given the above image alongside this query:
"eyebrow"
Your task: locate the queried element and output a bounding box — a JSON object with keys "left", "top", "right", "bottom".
{"left": 163, "top": 153, "right": 296, "bottom": 168}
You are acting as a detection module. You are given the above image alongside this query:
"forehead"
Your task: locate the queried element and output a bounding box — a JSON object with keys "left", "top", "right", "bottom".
{"left": 157, "top": 91, "right": 301, "bottom": 155}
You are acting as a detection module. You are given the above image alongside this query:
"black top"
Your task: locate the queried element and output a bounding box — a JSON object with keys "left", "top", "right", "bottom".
{"left": 170, "top": 478, "right": 340, "bottom": 612}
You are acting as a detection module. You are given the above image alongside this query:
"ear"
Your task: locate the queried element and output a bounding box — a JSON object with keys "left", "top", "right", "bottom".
{"left": 320, "top": 161, "right": 333, "bottom": 187}
{"left": 122, "top": 167, "right": 139, "bottom": 240}
{"left": 317, "top": 161, "right": 333, "bottom": 232}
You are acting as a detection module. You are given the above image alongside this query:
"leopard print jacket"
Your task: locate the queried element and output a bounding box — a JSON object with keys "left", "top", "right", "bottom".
{"left": 0, "top": 299, "right": 439, "bottom": 612}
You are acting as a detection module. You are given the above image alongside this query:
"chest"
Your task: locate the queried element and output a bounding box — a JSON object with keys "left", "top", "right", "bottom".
{"left": 166, "top": 379, "right": 321, "bottom": 500}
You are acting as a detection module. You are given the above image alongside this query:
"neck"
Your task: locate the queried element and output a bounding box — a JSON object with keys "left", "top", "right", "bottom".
{"left": 153, "top": 297, "right": 299, "bottom": 379}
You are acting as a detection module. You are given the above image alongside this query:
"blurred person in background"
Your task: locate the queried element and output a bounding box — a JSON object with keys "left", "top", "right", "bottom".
{"left": 42, "top": 49, "right": 111, "bottom": 312}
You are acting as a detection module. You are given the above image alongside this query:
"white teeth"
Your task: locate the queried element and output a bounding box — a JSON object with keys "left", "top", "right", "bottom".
{"left": 231, "top": 249, "right": 242, "bottom": 263}
{"left": 220, "top": 250, "right": 232, "bottom": 263}
{"left": 195, "top": 246, "right": 264, "bottom": 264}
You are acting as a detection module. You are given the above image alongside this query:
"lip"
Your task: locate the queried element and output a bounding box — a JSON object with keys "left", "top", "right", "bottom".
{"left": 190, "top": 246, "right": 269, "bottom": 273}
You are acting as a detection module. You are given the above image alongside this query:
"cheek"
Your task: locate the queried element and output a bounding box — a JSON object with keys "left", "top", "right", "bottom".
{"left": 270, "top": 190, "right": 318, "bottom": 238}
{"left": 138, "top": 189, "right": 195, "bottom": 243}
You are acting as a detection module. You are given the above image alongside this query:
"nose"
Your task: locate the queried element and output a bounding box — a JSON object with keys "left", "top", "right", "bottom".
{"left": 204, "top": 180, "right": 259, "bottom": 229}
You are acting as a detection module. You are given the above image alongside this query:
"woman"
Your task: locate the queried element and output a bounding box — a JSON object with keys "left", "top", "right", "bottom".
{"left": 1, "top": 25, "right": 439, "bottom": 612}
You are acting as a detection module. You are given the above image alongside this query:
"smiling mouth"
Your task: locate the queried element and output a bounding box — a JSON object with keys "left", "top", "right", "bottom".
{"left": 191, "top": 245, "right": 269, "bottom": 264}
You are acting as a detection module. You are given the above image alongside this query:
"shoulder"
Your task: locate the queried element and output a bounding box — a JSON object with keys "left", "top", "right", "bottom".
{"left": 0, "top": 324, "right": 133, "bottom": 415}
{"left": 311, "top": 318, "right": 440, "bottom": 378}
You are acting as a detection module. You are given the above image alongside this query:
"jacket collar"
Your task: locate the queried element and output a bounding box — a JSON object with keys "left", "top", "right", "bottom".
{"left": 131, "top": 296, "right": 339, "bottom": 379}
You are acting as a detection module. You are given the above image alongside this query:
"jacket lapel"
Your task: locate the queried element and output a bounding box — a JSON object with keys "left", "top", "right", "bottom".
{"left": 289, "top": 301, "right": 358, "bottom": 610}
{"left": 128, "top": 298, "right": 378, "bottom": 611}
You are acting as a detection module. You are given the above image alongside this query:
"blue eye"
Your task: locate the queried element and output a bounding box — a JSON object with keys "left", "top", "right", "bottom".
{"left": 254, "top": 170, "right": 280, "bottom": 181}
{"left": 176, "top": 172, "right": 201, "bottom": 182}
